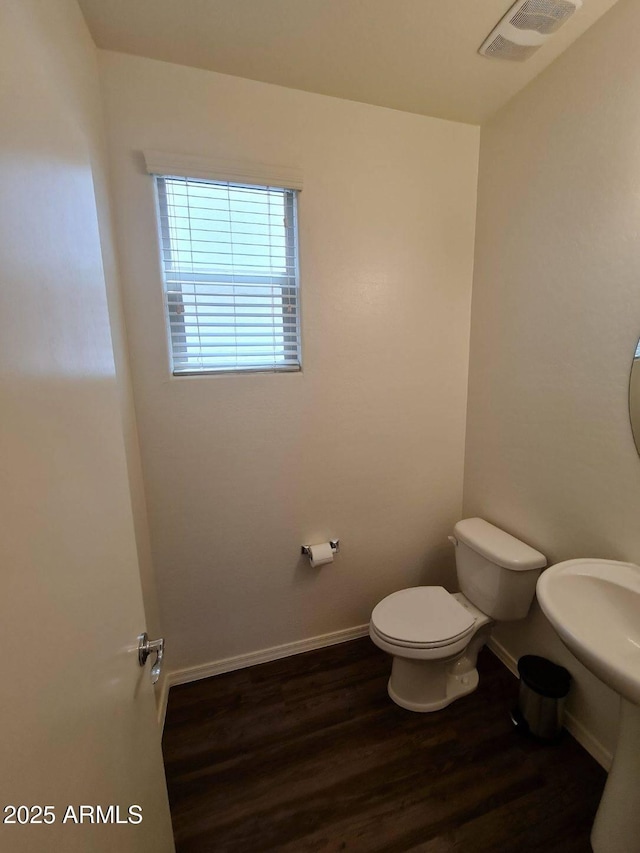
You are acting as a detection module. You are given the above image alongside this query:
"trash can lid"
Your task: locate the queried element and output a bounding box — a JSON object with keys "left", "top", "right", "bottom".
{"left": 517, "top": 655, "right": 571, "bottom": 699}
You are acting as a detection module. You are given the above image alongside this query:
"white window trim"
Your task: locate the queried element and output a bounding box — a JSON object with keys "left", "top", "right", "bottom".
{"left": 148, "top": 155, "right": 303, "bottom": 377}
{"left": 143, "top": 149, "right": 303, "bottom": 192}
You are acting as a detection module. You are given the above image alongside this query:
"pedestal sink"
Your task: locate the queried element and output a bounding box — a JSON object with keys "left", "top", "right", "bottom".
{"left": 536, "top": 558, "right": 640, "bottom": 853}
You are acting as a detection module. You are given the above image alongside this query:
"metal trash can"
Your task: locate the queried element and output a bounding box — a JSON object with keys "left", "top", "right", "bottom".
{"left": 512, "top": 655, "right": 571, "bottom": 740}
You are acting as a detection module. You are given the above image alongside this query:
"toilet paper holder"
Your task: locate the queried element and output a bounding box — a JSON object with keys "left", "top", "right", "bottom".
{"left": 301, "top": 540, "right": 340, "bottom": 557}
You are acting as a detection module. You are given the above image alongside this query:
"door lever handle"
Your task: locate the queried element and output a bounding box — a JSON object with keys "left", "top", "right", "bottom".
{"left": 138, "top": 633, "right": 164, "bottom": 685}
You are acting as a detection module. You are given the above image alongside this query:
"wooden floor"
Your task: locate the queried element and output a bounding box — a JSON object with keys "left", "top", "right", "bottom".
{"left": 162, "top": 639, "right": 606, "bottom": 852}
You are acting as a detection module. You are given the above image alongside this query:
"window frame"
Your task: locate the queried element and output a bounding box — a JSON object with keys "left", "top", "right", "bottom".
{"left": 152, "top": 168, "right": 303, "bottom": 377}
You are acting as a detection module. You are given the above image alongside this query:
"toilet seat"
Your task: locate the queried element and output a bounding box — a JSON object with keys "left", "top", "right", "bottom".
{"left": 371, "top": 586, "right": 475, "bottom": 649}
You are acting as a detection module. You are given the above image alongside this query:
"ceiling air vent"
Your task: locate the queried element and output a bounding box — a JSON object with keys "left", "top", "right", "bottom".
{"left": 479, "top": 0, "right": 582, "bottom": 61}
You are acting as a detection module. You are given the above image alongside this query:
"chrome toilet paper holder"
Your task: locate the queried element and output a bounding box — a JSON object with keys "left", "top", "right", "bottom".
{"left": 301, "top": 539, "right": 340, "bottom": 557}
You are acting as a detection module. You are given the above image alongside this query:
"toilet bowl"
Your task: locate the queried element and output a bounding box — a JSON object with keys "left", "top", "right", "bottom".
{"left": 370, "top": 518, "right": 546, "bottom": 712}
{"left": 370, "top": 588, "right": 493, "bottom": 711}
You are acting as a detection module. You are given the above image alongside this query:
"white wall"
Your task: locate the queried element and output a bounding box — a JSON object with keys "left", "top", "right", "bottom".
{"left": 99, "top": 51, "right": 480, "bottom": 673}
{"left": 15, "top": 0, "right": 163, "bottom": 657}
{"left": 465, "top": 0, "right": 640, "bottom": 760}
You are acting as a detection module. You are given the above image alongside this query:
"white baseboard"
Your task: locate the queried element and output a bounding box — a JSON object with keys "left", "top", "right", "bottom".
{"left": 488, "top": 637, "right": 612, "bottom": 771}
{"left": 158, "top": 624, "right": 370, "bottom": 731}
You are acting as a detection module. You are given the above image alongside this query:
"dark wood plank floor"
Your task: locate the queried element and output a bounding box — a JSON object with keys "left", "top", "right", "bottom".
{"left": 162, "top": 639, "right": 606, "bottom": 852}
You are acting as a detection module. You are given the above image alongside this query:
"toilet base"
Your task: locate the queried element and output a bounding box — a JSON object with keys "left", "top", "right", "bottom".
{"left": 388, "top": 665, "right": 479, "bottom": 712}
{"left": 384, "top": 621, "right": 492, "bottom": 713}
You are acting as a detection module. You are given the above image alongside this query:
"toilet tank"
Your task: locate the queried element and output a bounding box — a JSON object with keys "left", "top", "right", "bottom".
{"left": 452, "top": 518, "right": 546, "bottom": 620}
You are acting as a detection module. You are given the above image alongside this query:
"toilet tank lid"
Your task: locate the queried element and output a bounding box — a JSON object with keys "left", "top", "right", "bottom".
{"left": 453, "top": 518, "right": 546, "bottom": 571}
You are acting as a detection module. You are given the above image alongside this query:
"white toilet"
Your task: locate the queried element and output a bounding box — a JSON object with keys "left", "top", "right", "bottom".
{"left": 369, "top": 518, "right": 546, "bottom": 712}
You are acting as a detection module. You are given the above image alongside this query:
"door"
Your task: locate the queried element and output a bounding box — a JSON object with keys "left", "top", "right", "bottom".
{"left": 0, "top": 4, "right": 174, "bottom": 851}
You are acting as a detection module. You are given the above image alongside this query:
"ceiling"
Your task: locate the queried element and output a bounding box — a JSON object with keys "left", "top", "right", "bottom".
{"left": 78, "top": 0, "right": 620, "bottom": 124}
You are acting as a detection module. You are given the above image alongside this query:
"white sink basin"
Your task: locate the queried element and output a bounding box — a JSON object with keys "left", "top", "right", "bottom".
{"left": 536, "top": 558, "right": 640, "bottom": 704}
{"left": 536, "top": 558, "right": 640, "bottom": 853}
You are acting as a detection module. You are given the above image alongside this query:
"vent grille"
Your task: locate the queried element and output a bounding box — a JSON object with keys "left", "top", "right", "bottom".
{"left": 510, "top": 0, "right": 577, "bottom": 34}
{"left": 484, "top": 35, "right": 541, "bottom": 61}
{"left": 479, "top": 0, "right": 582, "bottom": 62}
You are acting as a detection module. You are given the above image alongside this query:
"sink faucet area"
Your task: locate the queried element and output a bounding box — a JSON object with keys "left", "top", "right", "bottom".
{"left": 537, "top": 559, "right": 640, "bottom": 853}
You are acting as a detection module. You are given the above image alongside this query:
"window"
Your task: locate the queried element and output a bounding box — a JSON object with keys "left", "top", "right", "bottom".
{"left": 155, "top": 175, "right": 301, "bottom": 375}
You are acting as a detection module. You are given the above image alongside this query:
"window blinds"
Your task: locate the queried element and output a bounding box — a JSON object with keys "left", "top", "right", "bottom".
{"left": 156, "top": 176, "right": 301, "bottom": 374}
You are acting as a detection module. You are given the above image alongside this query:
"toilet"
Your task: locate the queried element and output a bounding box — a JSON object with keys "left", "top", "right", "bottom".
{"left": 369, "top": 518, "right": 546, "bottom": 712}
